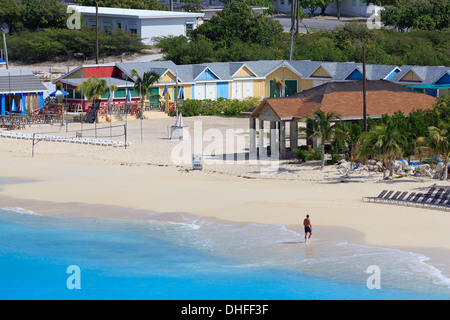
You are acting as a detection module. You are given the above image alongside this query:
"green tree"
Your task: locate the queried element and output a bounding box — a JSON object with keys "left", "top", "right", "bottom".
{"left": 427, "top": 122, "right": 450, "bottom": 180}
{"left": 332, "top": 120, "right": 362, "bottom": 165}
{"left": 0, "top": 0, "right": 23, "bottom": 32}
{"left": 300, "top": 0, "right": 332, "bottom": 16}
{"left": 0, "top": 0, "right": 68, "bottom": 32}
{"left": 74, "top": 0, "right": 166, "bottom": 10}
{"left": 190, "top": 1, "right": 283, "bottom": 48}
{"left": 155, "top": 35, "right": 214, "bottom": 64}
{"left": 376, "top": 0, "right": 450, "bottom": 31}
{"left": 130, "top": 69, "right": 160, "bottom": 116}
{"left": 303, "top": 109, "right": 344, "bottom": 169}
{"left": 357, "top": 118, "right": 406, "bottom": 179}
{"left": 77, "top": 77, "right": 118, "bottom": 108}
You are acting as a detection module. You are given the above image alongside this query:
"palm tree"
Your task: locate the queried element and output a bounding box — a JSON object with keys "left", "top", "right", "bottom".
{"left": 303, "top": 109, "right": 344, "bottom": 169}
{"left": 427, "top": 121, "right": 450, "bottom": 180}
{"left": 272, "top": 76, "right": 285, "bottom": 97}
{"left": 76, "top": 76, "right": 117, "bottom": 107}
{"left": 131, "top": 69, "right": 160, "bottom": 117}
{"left": 357, "top": 120, "right": 405, "bottom": 179}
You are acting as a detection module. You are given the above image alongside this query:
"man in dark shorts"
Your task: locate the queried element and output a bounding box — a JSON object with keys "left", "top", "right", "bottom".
{"left": 303, "top": 214, "right": 312, "bottom": 242}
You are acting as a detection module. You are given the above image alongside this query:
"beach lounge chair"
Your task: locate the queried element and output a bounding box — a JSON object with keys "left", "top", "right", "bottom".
{"left": 418, "top": 187, "right": 436, "bottom": 206}
{"left": 363, "top": 189, "right": 387, "bottom": 202}
{"left": 390, "top": 191, "right": 401, "bottom": 201}
{"left": 430, "top": 188, "right": 445, "bottom": 204}
{"left": 338, "top": 162, "right": 361, "bottom": 174}
{"left": 380, "top": 190, "right": 394, "bottom": 203}
{"left": 437, "top": 190, "right": 450, "bottom": 204}
{"left": 396, "top": 191, "right": 408, "bottom": 202}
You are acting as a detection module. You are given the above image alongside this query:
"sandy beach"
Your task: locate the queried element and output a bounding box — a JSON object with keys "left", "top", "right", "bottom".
{"left": 1, "top": 115, "right": 450, "bottom": 279}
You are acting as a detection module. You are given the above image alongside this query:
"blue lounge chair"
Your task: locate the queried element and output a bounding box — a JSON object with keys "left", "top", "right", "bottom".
{"left": 338, "top": 162, "right": 361, "bottom": 174}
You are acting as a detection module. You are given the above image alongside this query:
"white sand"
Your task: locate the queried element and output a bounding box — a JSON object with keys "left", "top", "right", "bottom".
{"left": 1, "top": 115, "right": 450, "bottom": 276}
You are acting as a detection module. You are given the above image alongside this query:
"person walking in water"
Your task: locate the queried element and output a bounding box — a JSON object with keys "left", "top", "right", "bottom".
{"left": 303, "top": 215, "right": 312, "bottom": 242}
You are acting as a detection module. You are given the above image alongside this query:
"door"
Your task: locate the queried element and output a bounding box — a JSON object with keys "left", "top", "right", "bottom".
{"left": 205, "top": 82, "right": 216, "bottom": 100}
{"left": 285, "top": 80, "right": 298, "bottom": 97}
{"left": 194, "top": 83, "right": 206, "bottom": 100}
{"left": 242, "top": 80, "right": 253, "bottom": 99}
{"left": 149, "top": 87, "right": 159, "bottom": 108}
{"left": 231, "top": 81, "right": 243, "bottom": 100}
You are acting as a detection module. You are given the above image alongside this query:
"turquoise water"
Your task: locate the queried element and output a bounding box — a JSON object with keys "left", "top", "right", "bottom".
{"left": 0, "top": 208, "right": 449, "bottom": 300}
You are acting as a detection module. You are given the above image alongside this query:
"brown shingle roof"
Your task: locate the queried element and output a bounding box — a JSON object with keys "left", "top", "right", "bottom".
{"left": 251, "top": 80, "right": 436, "bottom": 120}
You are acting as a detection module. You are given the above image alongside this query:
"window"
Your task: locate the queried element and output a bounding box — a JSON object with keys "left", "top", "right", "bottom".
{"left": 129, "top": 28, "right": 137, "bottom": 34}
{"left": 352, "top": 0, "right": 356, "bottom": 6}
{"left": 117, "top": 22, "right": 122, "bottom": 29}
{"left": 360, "top": 0, "right": 365, "bottom": 5}
{"left": 185, "top": 23, "right": 194, "bottom": 32}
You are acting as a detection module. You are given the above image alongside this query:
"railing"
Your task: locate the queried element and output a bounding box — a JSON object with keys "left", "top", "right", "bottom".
{"left": 1, "top": 114, "right": 62, "bottom": 130}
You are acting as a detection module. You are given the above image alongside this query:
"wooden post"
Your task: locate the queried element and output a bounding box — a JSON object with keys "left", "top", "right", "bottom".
{"left": 280, "top": 120, "right": 286, "bottom": 157}
{"left": 95, "top": 2, "right": 99, "bottom": 65}
{"left": 258, "top": 119, "right": 264, "bottom": 158}
{"left": 362, "top": 44, "right": 367, "bottom": 132}
{"left": 290, "top": 119, "right": 298, "bottom": 151}
{"left": 249, "top": 117, "right": 256, "bottom": 158}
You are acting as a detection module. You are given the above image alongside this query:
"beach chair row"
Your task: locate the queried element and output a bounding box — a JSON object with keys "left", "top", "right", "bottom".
{"left": 363, "top": 187, "right": 450, "bottom": 211}
{"left": 0, "top": 131, "right": 129, "bottom": 148}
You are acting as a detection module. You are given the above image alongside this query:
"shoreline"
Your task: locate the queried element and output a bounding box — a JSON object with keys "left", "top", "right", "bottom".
{"left": 1, "top": 117, "right": 450, "bottom": 282}
{"left": 1, "top": 159, "right": 450, "bottom": 280}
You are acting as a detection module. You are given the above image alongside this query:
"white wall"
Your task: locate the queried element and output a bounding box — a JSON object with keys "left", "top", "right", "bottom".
{"left": 327, "top": 1, "right": 381, "bottom": 18}
{"left": 140, "top": 18, "right": 197, "bottom": 45}
{"left": 271, "top": 0, "right": 380, "bottom": 17}
{"left": 85, "top": 15, "right": 199, "bottom": 46}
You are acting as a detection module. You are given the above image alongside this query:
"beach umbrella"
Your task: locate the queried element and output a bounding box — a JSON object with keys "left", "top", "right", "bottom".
{"left": 163, "top": 84, "right": 170, "bottom": 100}
{"left": 107, "top": 90, "right": 113, "bottom": 102}
{"left": 177, "top": 86, "right": 184, "bottom": 100}
{"left": 174, "top": 112, "right": 183, "bottom": 128}
{"left": 10, "top": 98, "right": 17, "bottom": 112}
{"left": 18, "top": 96, "right": 24, "bottom": 113}
{"left": 49, "top": 90, "right": 69, "bottom": 97}
{"left": 126, "top": 89, "right": 132, "bottom": 102}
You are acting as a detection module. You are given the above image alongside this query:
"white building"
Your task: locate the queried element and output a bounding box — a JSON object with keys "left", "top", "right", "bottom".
{"left": 69, "top": 6, "right": 204, "bottom": 45}
{"left": 271, "top": 0, "right": 380, "bottom": 18}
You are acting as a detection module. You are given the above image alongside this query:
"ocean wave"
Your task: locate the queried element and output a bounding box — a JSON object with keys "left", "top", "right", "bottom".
{"left": 1, "top": 207, "right": 41, "bottom": 216}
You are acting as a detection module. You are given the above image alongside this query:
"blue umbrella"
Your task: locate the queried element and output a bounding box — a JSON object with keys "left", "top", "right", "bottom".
{"left": 163, "top": 84, "right": 170, "bottom": 100}
{"left": 177, "top": 86, "right": 184, "bottom": 100}
{"left": 49, "top": 90, "right": 69, "bottom": 97}
{"left": 126, "top": 89, "right": 132, "bottom": 102}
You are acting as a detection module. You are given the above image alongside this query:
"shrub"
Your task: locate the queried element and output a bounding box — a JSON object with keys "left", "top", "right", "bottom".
{"left": 176, "top": 97, "right": 261, "bottom": 117}
{"left": 293, "top": 149, "right": 310, "bottom": 162}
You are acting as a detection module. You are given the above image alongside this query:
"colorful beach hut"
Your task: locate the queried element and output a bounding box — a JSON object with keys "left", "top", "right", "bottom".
{"left": 0, "top": 68, "right": 46, "bottom": 116}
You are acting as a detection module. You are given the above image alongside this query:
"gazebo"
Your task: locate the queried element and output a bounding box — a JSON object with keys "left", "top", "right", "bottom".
{"left": 247, "top": 80, "right": 437, "bottom": 159}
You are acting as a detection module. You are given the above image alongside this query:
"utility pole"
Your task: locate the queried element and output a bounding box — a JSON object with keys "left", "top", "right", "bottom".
{"left": 289, "top": 0, "right": 297, "bottom": 60}
{"left": 1, "top": 23, "right": 9, "bottom": 69}
{"left": 96, "top": 2, "right": 99, "bottom": 64}
{"left": 362, "top": 44, "right": 367, "bottom": 132}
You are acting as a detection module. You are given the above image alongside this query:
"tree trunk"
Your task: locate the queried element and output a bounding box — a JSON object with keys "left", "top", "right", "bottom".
{"left": 336, "top": 0, "right": 340, "bottom": 20}
{"left": 442, "top": 160, "right": 449, "bottom": 180}
{"left": 321, "top": 143, "right": 325, "bottom": 169}
{"left": 389, "top": 158, "right": 394, "bottom": 177}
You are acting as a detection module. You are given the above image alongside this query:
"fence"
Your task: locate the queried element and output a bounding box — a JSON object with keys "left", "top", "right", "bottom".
{"left": 1, "top": 114, "right": 62, "bottom": 130}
